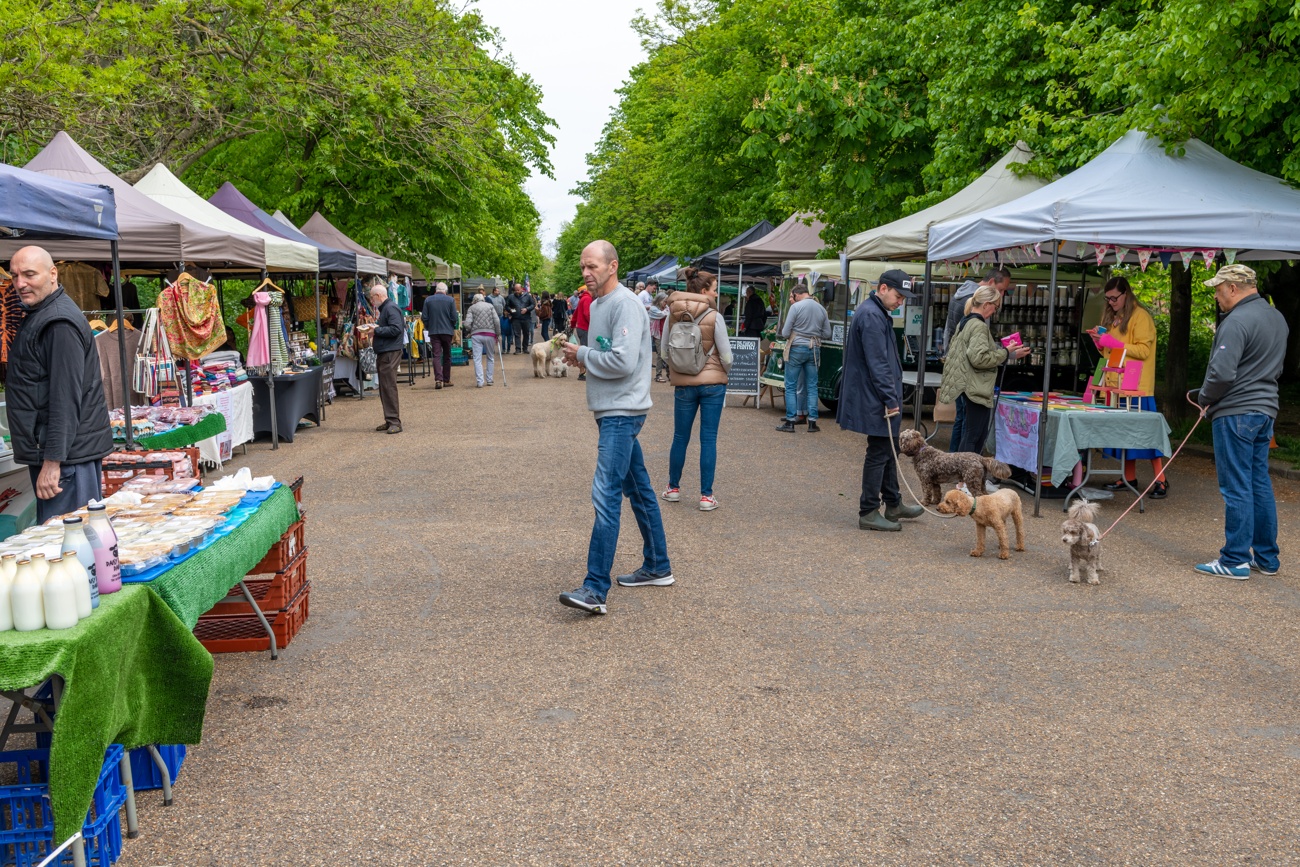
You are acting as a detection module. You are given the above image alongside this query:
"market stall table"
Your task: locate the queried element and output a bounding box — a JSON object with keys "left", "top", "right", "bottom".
{"left": 0, "top": 587, "right": 213, "bottom": 849}
{"left": 992, "top": 398, "right": 1172, "bottom": 511}
{"left": 135, "top": 411, "right": 227, "bottom": 450}
{"left": 250, "top": 367, "right": 326, "bottom": 443}
{"left": 191, "top": 381, "right": 254, "bottom": 466}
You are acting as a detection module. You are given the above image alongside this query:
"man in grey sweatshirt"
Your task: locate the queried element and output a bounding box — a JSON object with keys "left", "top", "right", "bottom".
{"left": 1192, "top": 264, "right": 1289, "bottom": 580}
{"left": 558, "top": 240, "right": 672, "bottom": 615}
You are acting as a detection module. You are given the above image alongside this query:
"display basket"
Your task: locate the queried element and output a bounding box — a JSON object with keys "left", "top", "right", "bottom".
{"left": 0, "top": 744, "right": 127, "bottom": 867}
{"left": 207, "top": 548, "right": 309, "bottom": 616}
{"left": 193, "top": 581, "right": 311, "bottom": 654}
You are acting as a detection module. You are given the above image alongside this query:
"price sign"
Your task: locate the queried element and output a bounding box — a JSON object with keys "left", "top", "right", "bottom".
{"left": 726, "top": 337, "right": 761, "bottom": 400}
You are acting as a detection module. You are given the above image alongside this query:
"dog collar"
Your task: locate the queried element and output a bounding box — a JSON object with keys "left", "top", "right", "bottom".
{"left": 968, "top": 495, "right": 977, "bottom": 516}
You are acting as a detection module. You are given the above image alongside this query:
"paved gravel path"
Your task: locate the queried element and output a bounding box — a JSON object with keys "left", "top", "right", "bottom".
{"left": 120, "top": 353, "right": 1300, "bottom": 865}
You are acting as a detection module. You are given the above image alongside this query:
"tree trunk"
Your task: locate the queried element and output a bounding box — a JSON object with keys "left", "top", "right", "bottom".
{"left": 1163, "top": 261, "right": 1193, "bottom": 421}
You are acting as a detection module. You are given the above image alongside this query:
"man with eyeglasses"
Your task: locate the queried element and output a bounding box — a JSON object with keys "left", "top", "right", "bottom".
{"left": 1191, "top": 264, "right": 1288, "bottom": 580}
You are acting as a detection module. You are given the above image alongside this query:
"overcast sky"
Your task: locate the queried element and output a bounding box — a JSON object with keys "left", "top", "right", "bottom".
{"left": 472, "top": 0, "right": 648, "bottom": 257}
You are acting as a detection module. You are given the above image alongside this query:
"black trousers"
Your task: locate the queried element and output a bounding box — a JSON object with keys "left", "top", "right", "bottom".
{"left": 955, "top": 394, "right": 992, "bottom": 454}
{"left": 512, "top": 319, "right": 531, "bottom": 351}
{"left": 428, "top": 333, "right": 452, "bottom": 382}
{"left": 860, "top": 434, "right": 901, "bottom": 514}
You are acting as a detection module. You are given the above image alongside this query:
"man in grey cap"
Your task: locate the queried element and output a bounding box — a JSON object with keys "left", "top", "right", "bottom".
{"left": 837, "top": 269, "right": 924, "bottom": 531}
{"left": 1192, "top": 264, "right": 1288, "bottom": 580}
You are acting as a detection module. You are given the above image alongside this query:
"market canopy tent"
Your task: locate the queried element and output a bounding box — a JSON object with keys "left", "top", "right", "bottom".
{"left": 135, "top": 165, "right": 318, "bottom": 273}
{"left": 1, "top": 132, "right": 264, "bottom": 268}
{"left": 720, "top": 213, "right": 828, "bottom": 265}
{"left": 209, "top": 182, "right": 357, "bottom": 273}
{"left": 684, "top": 220, "right": 780, "bottom": 278}
{"left": 627, "top": 254, "right": 676, "bottom": 284}
{"left": 299, "top": 212, "right": 387, "bottom": 275}
{"left": 925, "top": 129, "right": 1300, "bottom": 516}
{"left": 927, "top": 130, "right": 1300, "bottom": 262}
{"left": 0, "top": 162, "right": 118, "bottom": 242}
{"left": 845, "top": 142, "right": 1045, "bottom": 261}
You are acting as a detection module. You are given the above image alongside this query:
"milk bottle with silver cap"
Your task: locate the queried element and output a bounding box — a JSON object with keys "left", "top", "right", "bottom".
{"left": 63, "top": 516, "right": 99, "bottom": 609}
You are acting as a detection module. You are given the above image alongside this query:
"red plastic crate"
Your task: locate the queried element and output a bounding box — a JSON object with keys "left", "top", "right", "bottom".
{"left": 206, "top": 548, "right": 309, "bottom": 616}
{"left": 194, "top": 582, "right": 311, "bottom": 654}
{"left": 250, "top": 518, "right": 305, "bottom": 573}
{"left": 289, "top": 475, "right": 304, "bottom": 505}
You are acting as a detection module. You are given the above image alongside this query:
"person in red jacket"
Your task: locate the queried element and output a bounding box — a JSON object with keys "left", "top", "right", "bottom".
{"left": 571, "top": 285, "right": 593, "bottom": 381}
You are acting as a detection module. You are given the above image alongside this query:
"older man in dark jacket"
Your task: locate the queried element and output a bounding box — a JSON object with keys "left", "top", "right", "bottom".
{"left": 366, "top": 283, "right": 406, "bottom": 434}
{"left": 8, "top": 247, "right": 114, "bottom": 522}
{"left": 837, "top": 270, "right": 925, "bottom": 531}
{"left": 421, "top": 282, "right": 458, "bottom": 389}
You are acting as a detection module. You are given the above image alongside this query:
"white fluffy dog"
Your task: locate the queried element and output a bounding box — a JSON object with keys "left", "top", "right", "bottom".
{"left": 1061, "top": 499, "right": 1102, "bottom": 584}
{"left": 532, "top": 333, "right": 568, "bottom": 377}
{"left": 548, "top": 357, "right": 568, "bottom": 377}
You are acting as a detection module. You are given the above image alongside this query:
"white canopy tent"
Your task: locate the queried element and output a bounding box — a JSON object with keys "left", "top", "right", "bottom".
{"left": 135, "top": 164, "right": 319, "bottom": 272}
{"left": 925, "top": 129, "right": 1300, "bottom": 514}
{"left": 846, "top": 143, "right": 1047, "bottom": 261}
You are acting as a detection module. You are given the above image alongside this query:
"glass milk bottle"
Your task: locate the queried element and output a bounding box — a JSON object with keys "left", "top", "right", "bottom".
{"left": 28, "top": 553, "right": 49, "bottom": 583}
{"left": 10, "top": 558, "right": 44, "bottom": 632}
{"left": 62, "top": 549, "right": 93, "bottom": 620}
{"left": 86, "top": 505, "right": 122, "bottom": 594}
{"left": 0, "top": 555, "right": 13, "bottom": 632}
{"left": 42, "top": 556, "right": 79, "bottom": 630}
{"left": 63, "top": 517, "right": 99, "bottom": 609}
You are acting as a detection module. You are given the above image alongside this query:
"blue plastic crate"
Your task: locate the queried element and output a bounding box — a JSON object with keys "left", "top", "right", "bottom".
{"left": 0, "top": 744, "right": 127, "bottom": 867}
{"left": 126, "top": 745, "right": 185, "bottom": 792}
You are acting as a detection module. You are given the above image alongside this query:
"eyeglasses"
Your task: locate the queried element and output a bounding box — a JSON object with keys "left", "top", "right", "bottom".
{"left": 1104, "top": 293, "right": 1122, "bottom": 301}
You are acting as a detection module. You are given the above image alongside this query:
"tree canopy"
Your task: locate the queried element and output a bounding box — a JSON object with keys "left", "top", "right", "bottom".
{"left": 0, "top": 0, "right": 554, "bottom": 277}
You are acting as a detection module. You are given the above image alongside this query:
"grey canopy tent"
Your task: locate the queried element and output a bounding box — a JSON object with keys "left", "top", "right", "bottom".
{"left": 209, "top": 182, "right": 357, "bottom": 273}
{"left": 627, "top": 254, "right": 676, "bottom": 284}
{"left": 926, "top": 129, "right": 1300, "bottom": 513}
{"left": 299, "top": 212, "right": 387, "bottom": 275}
{"left": 841, "top": 143, "right": 1052, "bottom": 448}
{"left": 720, "top": 213, "right": 829, "bottom": 331}
{"left": 685, "top": 220, "right": 780, "bottom": 279}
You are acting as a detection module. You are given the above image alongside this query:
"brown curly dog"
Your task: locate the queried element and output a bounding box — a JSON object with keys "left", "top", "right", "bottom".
{"left": 935, "top": 487, "right": 1026, "bottom": 560}
{"left": 898, "top": 428, "right": 1012, "bottom": 505}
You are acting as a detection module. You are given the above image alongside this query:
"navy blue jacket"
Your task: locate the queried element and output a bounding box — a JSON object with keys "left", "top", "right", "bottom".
{"left": 836, "top": 293, "right": 902, "bottom": 438}
{"left": 371, "top": 299, "right": 406, "bottom": 354}
{"left": 421, "top": 293, "right": 457, "bottom": 336}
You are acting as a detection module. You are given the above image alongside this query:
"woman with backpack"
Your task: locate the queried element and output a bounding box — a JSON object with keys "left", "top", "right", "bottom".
{"left": 660, "top": 268, "right": 732, "bottom": 511}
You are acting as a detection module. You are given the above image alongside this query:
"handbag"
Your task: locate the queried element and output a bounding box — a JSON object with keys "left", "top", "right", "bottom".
{"left": 359, "top": 346, "right": 377, "bottom": 375}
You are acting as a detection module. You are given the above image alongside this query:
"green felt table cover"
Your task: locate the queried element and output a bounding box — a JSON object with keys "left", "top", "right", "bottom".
{"left": 0, "top": 586, "right": 214, "bottom": 842}
{"left": 992, "top": 405, "right": 1172, "bottom": 486}
{"left": 135, "top": 410, "right": 227, "bottom": 449}
{"left": 146, "top": 484, "right": 300, "bottom": 629}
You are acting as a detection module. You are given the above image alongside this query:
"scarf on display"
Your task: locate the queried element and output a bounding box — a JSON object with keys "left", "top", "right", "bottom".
{"left": 247, "top": 291, "right": 272, "bottom": 368}
{"left": 267, "top": 290, "right": 290, "bottom": 370}
{"left": 0, "top": 272, "right": 23, "bottom": 364}
{"left": 159, "top": 272, "right": 226, "bottom": 360}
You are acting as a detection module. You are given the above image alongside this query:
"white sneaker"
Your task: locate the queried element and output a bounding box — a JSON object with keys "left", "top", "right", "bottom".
{"left": 661, "top": 487, "right": 680, "bottom": 502}
{"left": 699, "top": 495, "right": 719, "bottom": 511}
{"left": 984, "top": 480, "right": 1000, "bottom": 493}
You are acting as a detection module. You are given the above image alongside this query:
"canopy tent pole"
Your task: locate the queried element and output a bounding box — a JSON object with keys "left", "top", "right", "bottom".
{"left": 354, "top": 273, "right": 364, "bottom": 401}
{"left": 913, "top": 260, "right": 934, "bottom": 427}
{"left": 1033, "top": 243, "right": 1060, "bottom": 517}
{"left": 313, "top": 271, "right": 322, "bottom": 363}
{"left": 110, "top": 241, "right": 133, "bottom": 450}
{"left": 263, "top": 270, "right": 279, "bottom": 450}
{"left": 735, "top": 263, "right": 744, "bottom": 333}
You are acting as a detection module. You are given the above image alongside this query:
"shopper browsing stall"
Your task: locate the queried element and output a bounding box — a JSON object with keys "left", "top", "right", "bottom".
{"left": 776, "top": 282, "right": 831, "bottom": 433}
{"left": 1085, "top": 276, "right": 1168, "bottom": 498}
{"left": 7, "top": 246, "right": 114, "bottom": 522}
{"left": 363, "top": 283, "right": 405, "bottom": 434}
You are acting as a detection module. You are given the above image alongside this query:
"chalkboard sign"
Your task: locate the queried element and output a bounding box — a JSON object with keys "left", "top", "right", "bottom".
{"left": 727, "top": 336, "right": 761, "bottom": 398}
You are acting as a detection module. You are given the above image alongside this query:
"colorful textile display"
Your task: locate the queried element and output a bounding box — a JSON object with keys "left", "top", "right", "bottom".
{"left": 247, "top": 292, "right": 271, "bottom": 368}
{"left": 159, "top": 273, "right": 225, "bottom": 360}
{"left": 0, "top": 275, "right": 25, "bottom": 363}
{"left": 268, "top": 290, "right": 290, "bottom": 371}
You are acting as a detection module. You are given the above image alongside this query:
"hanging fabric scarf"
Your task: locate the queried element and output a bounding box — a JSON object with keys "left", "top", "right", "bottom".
{"left": 158, "top": 273, "right": 225, "bottom": 360}
{"left": 247, "top": 292, "right": 272, "bottom": 368}
{"left": 267, "top": 290, "right": 290, "bottom": 371}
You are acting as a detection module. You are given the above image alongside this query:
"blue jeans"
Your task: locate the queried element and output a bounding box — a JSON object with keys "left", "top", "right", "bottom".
{"left": 783, "top": 344, "right": 819, "bottom": 420}
{"left": 586, "top": 415, "right": 671, "bottom": 598}
{"left": 501, "top": 316, "right": 513, "bottom": 351}
{"left": 669, "top": 384, "right": 726, "bottom": 497}
{"left": 949, "top": 397, "right": 967, "bottom": 452}
{"left": 1212, "top": 412, "right": 1279, "bottom": 571}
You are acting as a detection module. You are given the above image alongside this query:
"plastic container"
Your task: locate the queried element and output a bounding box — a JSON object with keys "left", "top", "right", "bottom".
{"left": 126, "top": 744, "right": 186, "bottom": 792}
{"left": 85, "top": 505, "right": 121, "bottom": 595}
{"left": 194, "top": 581, "right": 311, "bottom": 653}
{"left": 0, "top": 744, "right": 127, "bottom": 867}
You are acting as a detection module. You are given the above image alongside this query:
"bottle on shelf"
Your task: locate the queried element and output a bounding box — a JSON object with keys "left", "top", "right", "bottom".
{"left": 63, "top": 549, "right": 93, "bottom": 620}
{"left": 63, "top": 517, "right": 99, "bottom": 609}
{"left": 42, "top": 556, "right": 78, "bottom": 630}
{"left": 86, "top": 504, "right": 122, "bottom": 595}
{"left": 11, "top": 558, "right": 44, "bottom": 632}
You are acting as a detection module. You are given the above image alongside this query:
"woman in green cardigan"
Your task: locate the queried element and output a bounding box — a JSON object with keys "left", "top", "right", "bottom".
{"left": 939, "top": 285, "right": 1031, "bottom": 454}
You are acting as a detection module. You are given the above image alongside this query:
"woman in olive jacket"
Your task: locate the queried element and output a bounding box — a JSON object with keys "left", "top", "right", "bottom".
{"left": 938, "top": 285, "right": 1030, "bottom": 454}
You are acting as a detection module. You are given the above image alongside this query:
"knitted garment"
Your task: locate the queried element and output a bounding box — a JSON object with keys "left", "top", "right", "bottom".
{"left": 159, "top": 274, "right": 225, "bottom": 360}
{"left": 267, "top": 290, "right": 290, "bottom": 371}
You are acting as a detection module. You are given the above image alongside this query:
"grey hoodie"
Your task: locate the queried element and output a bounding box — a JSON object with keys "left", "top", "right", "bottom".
{"left": 1198, "top": 294, "right": 1289, "bottom": 419}
{"left": 577, "top": 285, "right": 653, "bottom": 419}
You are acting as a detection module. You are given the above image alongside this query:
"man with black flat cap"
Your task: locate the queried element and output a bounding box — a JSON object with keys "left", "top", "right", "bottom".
{"left": 837, "top": 269, "right": 924, "bottom": 531}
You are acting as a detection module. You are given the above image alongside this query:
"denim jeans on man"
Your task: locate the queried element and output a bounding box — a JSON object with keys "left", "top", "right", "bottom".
{"left": 470, "top": 334, "right": 497, "bottom": 386}
{"left": 669, "top": 384, "right": 725, "bottom": 497}
{"left": 585, "top": 414, "right": 671, "bottom": 599}
{"left": 1213, "top": 412, "right": 1280, "bottom": 571}
{"left": 783, "top": 344, "right": 819, "bottom": 421}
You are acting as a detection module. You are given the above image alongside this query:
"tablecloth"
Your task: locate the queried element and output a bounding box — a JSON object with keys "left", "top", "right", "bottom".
{"left": 0, "top": 587, "right": 213, "bottom": 842}
{"left": 192, "top": 381, "right": 254, "bottom": 466}
{"left": 251, "top": 367, "right": 325, "bottom": 444}
{"left": 994, "top": 400, "right": 1172, "bottom": 487}
{"left": 135, "top": 410, "right": 227, "bottom": 450}
{"left": 140, "top": 484, "right": 300, "bottom": 629}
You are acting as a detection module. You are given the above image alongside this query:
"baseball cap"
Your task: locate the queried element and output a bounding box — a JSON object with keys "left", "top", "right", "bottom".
{"left": 878, "top": 269, "right": 918, "bottom": 299}
{"left": 1203, "top": 263, "right": 1256, "bottom": 287}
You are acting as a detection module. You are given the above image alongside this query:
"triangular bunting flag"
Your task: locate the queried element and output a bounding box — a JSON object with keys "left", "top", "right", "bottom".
{"left": 1114, "top": 247, "right": 1129, "bottom": 264}
{"left": 1137, "top": 249, "right": 1153, "bottom": 271}
{"left": 1225, "top": 249, "right": 1237, "bottom": 265}
{"left": 1034, "top": 242, "right": 1043, "bottom": 258}
{"left": 1179, "top": 250, "right": 1193, "bottom": 268}
{"left": 1159, "top": 251, "right": 1173, "bottom": 267}
{"left": 1201, "top": 249, "right": 1218, "bottom": 264}
{"left": 1076, "top": 242, "right": 1087, "bottom": 260}
{"left": 1094, "top": 244, "right": 1109, "bottom": 267}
